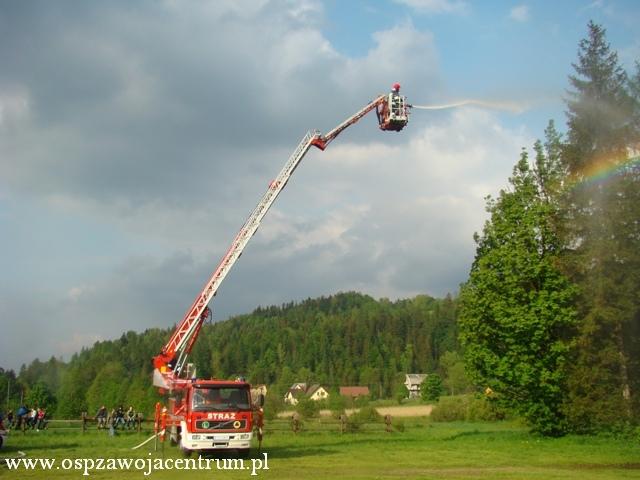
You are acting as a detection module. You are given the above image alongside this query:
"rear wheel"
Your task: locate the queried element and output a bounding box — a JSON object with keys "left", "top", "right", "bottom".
{"left": 237, "top": 448, "right": 250, "bottom": 459}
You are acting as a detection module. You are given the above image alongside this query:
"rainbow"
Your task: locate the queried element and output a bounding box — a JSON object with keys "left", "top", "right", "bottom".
{"left": 573, "top": 153, "right": 640, "bottom": 188}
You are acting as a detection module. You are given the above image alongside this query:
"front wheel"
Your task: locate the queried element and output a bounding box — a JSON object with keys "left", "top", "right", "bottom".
{"left": 237, "top": 449, "right": 250, "bottom": 459}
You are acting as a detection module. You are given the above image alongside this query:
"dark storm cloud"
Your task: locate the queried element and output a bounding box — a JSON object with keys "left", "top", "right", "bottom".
{"left": 0, "top": 1, "right": 439, "bottom": 207}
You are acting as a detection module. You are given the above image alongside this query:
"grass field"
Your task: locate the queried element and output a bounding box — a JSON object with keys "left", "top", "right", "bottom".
{"left": 1, "top": 420, "right": 639, "bottom": 479}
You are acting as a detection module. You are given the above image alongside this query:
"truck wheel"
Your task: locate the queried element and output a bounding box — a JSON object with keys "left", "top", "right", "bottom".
{"left": 0, "top": 435, "right": 4, "bottom": 449}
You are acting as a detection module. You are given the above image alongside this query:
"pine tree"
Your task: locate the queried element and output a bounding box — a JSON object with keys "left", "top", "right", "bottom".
{"left": 562, "top": 21, "right": 640, "bottom": 431}
{"left": 459, "top": 147, "right": 576, "bottom": 436}
{"left": 565, "top": 21, "right": 634, "bottom": 169}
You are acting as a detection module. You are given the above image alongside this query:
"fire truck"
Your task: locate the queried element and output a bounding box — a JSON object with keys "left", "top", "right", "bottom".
{"left": 152, "top": 85, "right": 410, "bottom": 456}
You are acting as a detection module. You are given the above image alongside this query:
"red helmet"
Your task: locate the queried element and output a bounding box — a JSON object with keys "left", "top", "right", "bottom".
{"left": 392, "top": 83, "right": 401, "bottom": 91}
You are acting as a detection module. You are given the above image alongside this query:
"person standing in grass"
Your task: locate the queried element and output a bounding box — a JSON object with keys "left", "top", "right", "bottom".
{"left": 28, "top": 407, "right": 37, "bottom": 429}
{"left": 36, "top": 408, "right": 47, "bottom": 431}
{"left": 16, "top": 404, "right": 28, "bottom": 430}
{"left": 126, "top": 406, "right": 135, "bottom": 429}
{"left": 96, "top": 405, "right": 107, "bottom": 429}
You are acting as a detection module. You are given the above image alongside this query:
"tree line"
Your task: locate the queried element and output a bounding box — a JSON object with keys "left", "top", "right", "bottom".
{"left": 0, "top": 292, "right": 462, "bottom": 419}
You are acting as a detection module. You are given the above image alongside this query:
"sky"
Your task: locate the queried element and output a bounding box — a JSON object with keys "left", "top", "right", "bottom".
{"left": 1, "top": 0, "right": 638, "bottom": 371}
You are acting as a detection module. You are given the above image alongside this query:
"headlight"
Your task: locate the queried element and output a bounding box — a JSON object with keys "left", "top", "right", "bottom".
{"left": 191, "top": 435, "right": 201, "bottom": 440}
{"left": 240, "top": 433, "right": 250, "bottom": 440}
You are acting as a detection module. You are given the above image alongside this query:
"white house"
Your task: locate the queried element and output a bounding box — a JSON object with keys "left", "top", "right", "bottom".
{"left": 250, "top": 384, "right": 268, "bottom": 403}
{"left": 306, "top": 384, "right": 330, "bottom": 402}
{"left": 404, "top": 374, "right": 428, "bottom": 398}
{"left": 283, "top": 383, "right": 330, "bottom": 405}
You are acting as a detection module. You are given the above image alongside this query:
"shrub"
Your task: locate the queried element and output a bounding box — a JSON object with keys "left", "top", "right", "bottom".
{"left": 422, "top": 374, "right": 444, "bottom": 402}
{"left": 262, "top": 392, "right": 284, "bottom": 421}
{"left": 352, "top": 406, "right": 382, "bottom": 423}
{"left": 430, "top": 395, "right": 506, "bottom": 422}
{"left": 430, "top": 396, "right": 467, "bottom": 422}
{"left": 466, "top": 396, "right": 506, "bottom": 421}
{"left": 295, "top": 398, "right": 320, "bottom": 419}
{"left": 328, "top": 394, "right": 347, "bottom": 419}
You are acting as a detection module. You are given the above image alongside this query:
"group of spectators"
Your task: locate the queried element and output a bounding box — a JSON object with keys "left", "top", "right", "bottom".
{"left": 0, "top": 404, "right": 142, "bottom": 433}
{"left": 95, "top": 405, "right": 139, "bottom": 430}
{"left": 0, "top": 405, "right": 48, "bottom": 431}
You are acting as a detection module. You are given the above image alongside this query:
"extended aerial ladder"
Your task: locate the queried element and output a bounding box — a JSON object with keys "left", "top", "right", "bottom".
{"left": 153, "top": 86, "right": 410, "bottom": 391}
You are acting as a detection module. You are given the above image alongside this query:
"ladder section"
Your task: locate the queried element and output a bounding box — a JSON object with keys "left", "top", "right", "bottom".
{"left": 311, "top": 95, "right": 386, "bottom": 150}
{"left": 164, "top": 131, "right": 317, "bottom": 373}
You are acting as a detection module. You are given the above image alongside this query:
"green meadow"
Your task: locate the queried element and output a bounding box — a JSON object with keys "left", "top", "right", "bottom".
{"left": 2, "top": 420, "right": 639, "bottom": 480}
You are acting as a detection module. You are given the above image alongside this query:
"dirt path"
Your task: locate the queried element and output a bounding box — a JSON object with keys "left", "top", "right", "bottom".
{"left": 375, "top": 405, "right": 433, "bottom": 417}
{"left": 278, "top": 404, "right": 433, "bottom": 418}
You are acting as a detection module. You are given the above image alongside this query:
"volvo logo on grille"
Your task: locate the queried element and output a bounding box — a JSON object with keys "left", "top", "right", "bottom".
{"left": 201, "top": 421, "right": 210, "bottom": 429}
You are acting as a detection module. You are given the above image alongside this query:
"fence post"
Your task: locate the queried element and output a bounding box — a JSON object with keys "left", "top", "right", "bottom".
{"left": 81, "top": 412, "right": 87, "bottom": 433}
{"left": 384, "top": 414, "right": 392, "bottom": 433}
{"left": 291, "top": 414, "right": 300, "bottom": 434}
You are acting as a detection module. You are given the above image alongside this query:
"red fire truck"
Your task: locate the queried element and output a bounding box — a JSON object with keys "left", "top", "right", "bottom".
{"left": 152, "top": 86, "right": 410, "bottom": 456}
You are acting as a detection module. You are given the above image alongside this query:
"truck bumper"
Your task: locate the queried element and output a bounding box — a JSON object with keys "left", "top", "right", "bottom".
{"left": 181, "top": 431, "right": 252, "bottom": 451}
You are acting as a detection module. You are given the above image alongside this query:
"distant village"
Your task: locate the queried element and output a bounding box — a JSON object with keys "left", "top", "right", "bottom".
{"left": 251, "top": 374, "right": 429, "bottom": 405}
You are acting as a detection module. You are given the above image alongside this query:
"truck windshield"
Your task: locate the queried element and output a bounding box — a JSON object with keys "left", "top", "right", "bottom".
{"left": 191, "top": 387, "right": 251, "bottom": 411}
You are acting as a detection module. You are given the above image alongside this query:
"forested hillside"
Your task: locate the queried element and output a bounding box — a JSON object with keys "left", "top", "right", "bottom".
{"left": 0, "top": 292, "right": 459, "bottom": 418}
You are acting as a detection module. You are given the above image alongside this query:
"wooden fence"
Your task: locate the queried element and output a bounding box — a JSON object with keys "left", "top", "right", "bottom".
{"left": 8, "top": 414, "right": 397, "bottom": 435}
{"left": 8, "top": 415, "right": 150, "bottom": 434}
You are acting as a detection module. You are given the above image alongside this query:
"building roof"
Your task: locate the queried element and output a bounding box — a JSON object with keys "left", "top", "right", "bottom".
{"left": 306, "top": 384, "right": 324, "bottom": 396}
{"left": 285, "top": 388, "right": 306, "bottom": 399}
{"left": 405, "top": 374, "right": 427, "bottom": 385}
{"left": 339, "top": 386, "right": 370, "bottom": 397}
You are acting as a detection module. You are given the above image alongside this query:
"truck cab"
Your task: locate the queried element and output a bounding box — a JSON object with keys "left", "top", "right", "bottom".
{"left": 177, "top": 380, "right": 258, "bottom": 456}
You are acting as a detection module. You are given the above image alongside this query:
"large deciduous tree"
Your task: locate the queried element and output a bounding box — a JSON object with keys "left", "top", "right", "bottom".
{"left": 459, "top": 141, "right": 576, "bottom": 436}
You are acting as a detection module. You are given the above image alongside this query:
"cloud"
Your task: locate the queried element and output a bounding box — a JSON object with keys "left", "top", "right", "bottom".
{"left": 509, "top": 5, "right": 530, "bottom": 22}
{"left": 0, "top": 3, "right": 439, "bottom": 212}
{"left": 579, "top": 0, "right": 613, "bottom": 16}
{"left": 0, "top": 89, "right": 30, "bottom": 127}
{"left": 393, "top": 0, "right": 469, "bottom": 15}
{"left": 0, "top": 0, "right": 533, "bottom": 370}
